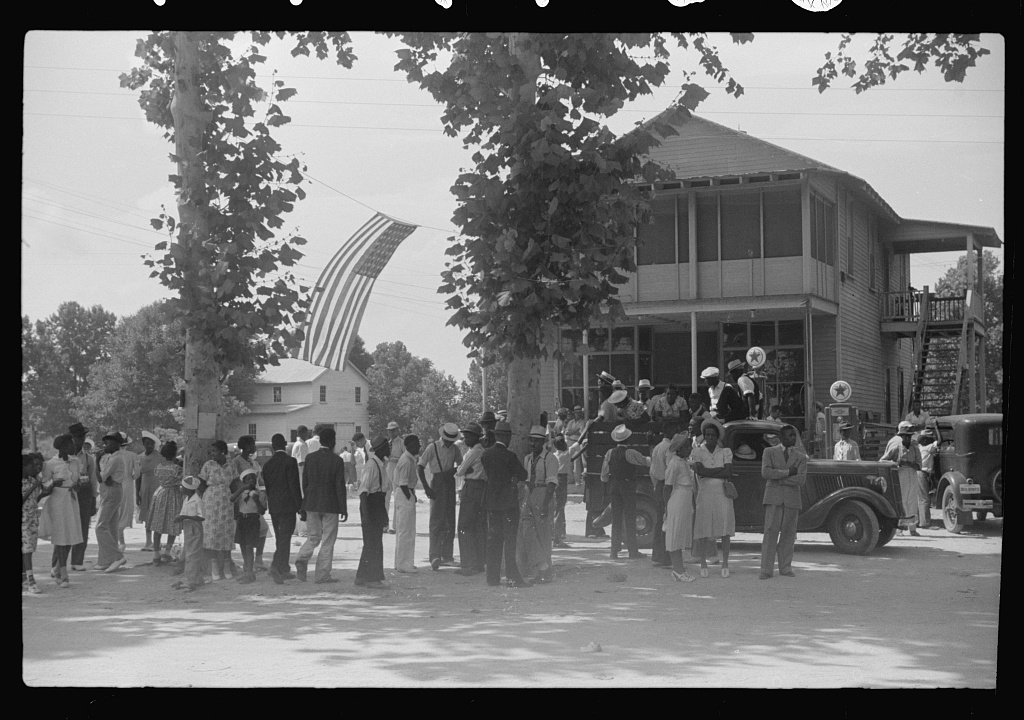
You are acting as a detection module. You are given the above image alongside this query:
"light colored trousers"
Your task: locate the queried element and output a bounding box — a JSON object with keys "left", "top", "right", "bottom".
{"left": 516, "top": 487, "right": 554, "bottom": 579}
{"left": 297, "top": 511, "right": 339, "bottom": 582}
{"left": 95, "top": 482, "right": 125, "bottom": 567}
{"left": 394, "top": 489, "right": 417, "bottom": 571}
{"left": 898, "top": 466, "right": 919, "bottom": 530}
{"left": 916, "top": 470, "right": 932, "bottom": 526}
{"left": 761, "top": 504, "right": 799, "bottom": 575}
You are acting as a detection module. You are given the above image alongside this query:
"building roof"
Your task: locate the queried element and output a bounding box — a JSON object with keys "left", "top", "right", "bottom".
{"left": 256, "top": 358, "right": 330, "bottom": 385}
{"left": 641, "top": 110, "right": 900, "bottom": 223}
{"left": 245, "top": 403, "right": 313, "bottom": 416}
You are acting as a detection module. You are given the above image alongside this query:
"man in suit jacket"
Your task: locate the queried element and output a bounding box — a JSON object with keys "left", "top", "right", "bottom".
{"left": 262, "top": 433, "right": 303, "bottom": 584}
{"left": 296, "top": 428, "right": 348, "bottom": 584}
{"left": 759, "top": 424, "right": 808, "bottom": 579}
{"left": 480, "top": 421, "right": 531, "bottom": 588}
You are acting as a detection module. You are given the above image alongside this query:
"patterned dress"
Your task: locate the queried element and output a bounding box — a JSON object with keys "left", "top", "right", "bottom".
{"left": 147, "top": 460, "right": 184, "bottom": 536}
{"left": 22, "top": 476, "right": 47, "bottom": 553}
{"left": 198, "top": 459, "right": 238, "bottom": 551}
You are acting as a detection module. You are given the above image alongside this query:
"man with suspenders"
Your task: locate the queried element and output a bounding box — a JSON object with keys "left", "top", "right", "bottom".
{"left": 418, "top": 423, "right": 463, "bottom": 571}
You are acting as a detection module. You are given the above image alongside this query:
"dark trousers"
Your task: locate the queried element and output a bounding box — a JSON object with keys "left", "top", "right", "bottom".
{"left": 554, "top": 474, "right": 569, "bottom": 539}
{"left": 457, "top": 480, "right": 487, "bottom": 572}
{"left": 429, "top": 472, "right": 457, "bottom": 562}
{"left": 53, "top": 493, "right": 94, "bottom": 568}
{"left": 609, "top": 479, "right": 638, "bottom": 555}
{"left": 486, "top": 507, "right": 524, "bottom": 585}
{"left": 356, "top": 492, "right": 386, "bottom": 583}
{"left": 651, "top": 480, "right": 669, "bottom": 564}
{"left": 270, "top": 511, "right": 297, "bottom": 574}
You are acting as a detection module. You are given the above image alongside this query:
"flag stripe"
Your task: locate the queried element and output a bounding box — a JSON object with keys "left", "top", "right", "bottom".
{"left": 302, "top": 214, "right": 390, "bottom": 359}
{"left": 299, "top": 212, "right": 417, "bottom": 371}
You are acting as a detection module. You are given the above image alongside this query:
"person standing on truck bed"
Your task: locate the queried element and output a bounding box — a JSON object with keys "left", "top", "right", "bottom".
{"left": 600, "top": 425, "right": 651, "bottom": 560}
{"left": 701, "top": 367, "right": 746, "bottom": 424}
{"left": 759, "top": 424, "right": 807, "bottom": 579}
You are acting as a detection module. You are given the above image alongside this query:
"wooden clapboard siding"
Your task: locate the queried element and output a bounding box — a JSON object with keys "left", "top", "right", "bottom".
{"left": 721, "top": 258, "right": 754, "bottom": 296}
{"left": 636, "top": 264, "right": 679, "bottom": 302}
{"left": 697, "top": 262, "right": 721, "bottom": 297}
{"left": 765, "top": 257, "right": 802, "bottom": 294}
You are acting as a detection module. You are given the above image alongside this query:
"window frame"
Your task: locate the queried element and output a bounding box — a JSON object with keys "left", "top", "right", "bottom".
{"left": 319, "top": 385, "right": 327, "bottom": 403}
{"left": 273, "top": 386, "right": 282, "bottom": 404}
{"left": 355, "top": 386, "right": 362, "bottom": 404}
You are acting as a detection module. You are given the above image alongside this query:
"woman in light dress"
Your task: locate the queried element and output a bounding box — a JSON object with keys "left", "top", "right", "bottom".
{"left": 690, "top": 419, "right": 735, "bottom": 578}
{"left": 117, "top": 435, "right": 136, "bottom": 551}
{"left": 40, "top": 434, "right": 85, "bottom": 588}
{"left": 663, "top": 432, "right": 696, "bottom": 582}
{"left": 197, "top": 440, "right": 239, "bottom": 580}
{"left": 147, "top": 441, "right": 183, "bottom": 564}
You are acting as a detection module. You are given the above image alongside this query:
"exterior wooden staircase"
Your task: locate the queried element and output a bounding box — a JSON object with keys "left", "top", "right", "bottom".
{"left": 910, "top": 291, "right": 973, "bottom": 416}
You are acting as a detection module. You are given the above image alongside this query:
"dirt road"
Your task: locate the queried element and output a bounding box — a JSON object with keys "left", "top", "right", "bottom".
{"left": 22, "top": 494, "right": 1000, "bottom": 687}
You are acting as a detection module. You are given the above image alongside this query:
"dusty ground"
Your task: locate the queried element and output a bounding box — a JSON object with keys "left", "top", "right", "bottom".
{"left": 22, "top": 490, "right": 1001, "bottom": 688}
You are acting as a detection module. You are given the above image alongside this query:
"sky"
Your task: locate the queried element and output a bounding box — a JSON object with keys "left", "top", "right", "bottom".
{"left": 21, "top": 32, "right": 1005, "bottom": 382}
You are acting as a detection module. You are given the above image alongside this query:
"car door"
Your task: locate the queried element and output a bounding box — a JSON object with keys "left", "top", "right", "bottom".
{"left": 728, "top": 430, "right": 769, "bottom": 528}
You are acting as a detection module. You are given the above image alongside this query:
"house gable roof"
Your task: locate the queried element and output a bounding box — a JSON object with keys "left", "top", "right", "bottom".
{"left": 257, "top": 358, "right": 331, "bottom": 385}
{"left": 641, "top": 110, "right": 900, "bottom": 224}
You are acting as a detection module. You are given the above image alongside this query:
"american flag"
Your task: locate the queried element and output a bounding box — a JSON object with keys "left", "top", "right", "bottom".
{"left": 299, "top": 213, "right": 417, "bottom": 371}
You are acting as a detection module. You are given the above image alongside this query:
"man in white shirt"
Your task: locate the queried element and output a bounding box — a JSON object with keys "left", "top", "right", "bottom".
{"left": 905, "top": 399, "right": 932, "bottom": 434}
{"left": 833, "top": 423, "right": 862, "bottom": 461}
{"left": 648, "top": 420, "right": 677, "bottom": 567}
{"left": 418, "top": 423, "right": 463, "bottom": 569}
{"left": 292, "top": 425, "right": 311, "bottom": 536}
{"left": 455, "top": 422, "right": 488, "bottom": 576}
{"left": 305, "top": 424, "right": 323, "bottom": 454}
{"left": 385, "top": 421, "right": 403, "bottom": 534}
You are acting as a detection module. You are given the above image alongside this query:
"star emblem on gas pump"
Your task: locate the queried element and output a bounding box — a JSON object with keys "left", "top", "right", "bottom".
{"left": 830, "top": 380, "right": 851, "bottom": 401}
{"left": 748, "top": 348, "right": 763, "bottom": 365}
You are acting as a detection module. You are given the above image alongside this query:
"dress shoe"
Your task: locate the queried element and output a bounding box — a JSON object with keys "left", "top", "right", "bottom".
{"left": 237, "top": 572, "right": 256, "bottom": 585}
{"left": 71, "top": 565, "right": 86, "bottom": 572}
{"left": 628, "top": 552, "right": 647, "bottom": 560}
{"left": 909, "top": 529, "right": 921, "bottom": 537}
{"left": 295, "top": 559, "right": 308, "bottom": 582}
{"left": 269, "top": 567, "right": 284, "bottom": 585}
{"left": 431, "top": 558, "right": 442, "bottom": 571}
{"left": 397, "top": 567, "right": 419, "bottom": 574}
{"left": 759, "top": 572, "right": 772, "bottom": 580}
{"left": 780, "top": 570, "right": 796, "bottom": 577}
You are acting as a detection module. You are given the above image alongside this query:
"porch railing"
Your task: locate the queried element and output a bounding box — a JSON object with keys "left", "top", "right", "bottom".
{"left": 880, "top": 290, "right": 968, "bottom": 324}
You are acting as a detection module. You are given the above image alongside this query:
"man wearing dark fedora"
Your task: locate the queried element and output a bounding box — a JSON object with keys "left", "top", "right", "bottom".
{"left": 478, "top": 411, "right": 497, "bottom": 449}
{"left": 418, "top": 422, "right": 463, "bottom": 570}
{"left": 480, "top": 421, "right": 531, "bottom": 587}
{"left": 455, "top": 422, "right": 487, "bottom": 576}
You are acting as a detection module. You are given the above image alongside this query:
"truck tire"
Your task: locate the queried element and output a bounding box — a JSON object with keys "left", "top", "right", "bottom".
{"left": 876, "top": 522, "right": 898, "bottom": 548}
{"left": 634, "top": 495, "right": 657, "bottom": 550}
{"left": 941, "top": 485, "right": 964, "bottom": 534}
{"left": 828, "top": 500, "right": 880, "bottom": 555}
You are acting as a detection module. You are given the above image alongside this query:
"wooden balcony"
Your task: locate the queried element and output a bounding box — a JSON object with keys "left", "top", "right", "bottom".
{"left": 880, "top": 289, "right": 982, "bottom": 337}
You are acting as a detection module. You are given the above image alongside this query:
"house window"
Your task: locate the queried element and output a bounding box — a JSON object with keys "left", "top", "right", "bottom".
{"left": 564, "top": 325, "right": 641, "bottom": 412}
{"left": 637, "top": 195, "right": 677, "bottom": 266}
{"left": 319, "top": 385, "right": 327, "bottom": 403}
{"left": 695, "top": 193, "right": 719, "bottom": 262}
{"left": 720, "top": 192, "right": 761, "bottom": 260}
{"left": 845, "top": 197, "right": 855, "bottom": 276}
{"left": 762, "top": 187, "right": 802, "bottom": 258}
{"left": 290, "top": 429, "right": 298, "bottom": 442}
{"left": 248, "top": 423, "right": 257, "bottom": 437}
{"left": 273, "top": 386, "right": 282, "bottom": 403}
{"left": 355, "top": 386, "right": 362, "bottom": 404}
{"left": 809, "top": 193, "right": 836, "bottom": 267}
{"left": 723, "top": 320, "right": 806, "bottom": 432}
{"left": 355, "top": 425, "right": 362, "bottom": 435}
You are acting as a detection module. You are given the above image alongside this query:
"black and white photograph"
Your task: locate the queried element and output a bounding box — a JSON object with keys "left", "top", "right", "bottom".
{"left": 22, "top": 28, "right": 1004, "bottom": 688}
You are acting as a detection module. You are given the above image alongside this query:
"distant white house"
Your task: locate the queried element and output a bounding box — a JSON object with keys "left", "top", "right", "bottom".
{"left": 222, "top": 358, "right": 370, "bottom": 444}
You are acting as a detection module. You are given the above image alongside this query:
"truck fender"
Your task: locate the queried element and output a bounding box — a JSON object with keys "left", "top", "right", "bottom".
{"left": 937, "top": 471, "right": 973, "bottom": 526}
{"left": 800, "top": 487, "right": 900, "bottom": 531}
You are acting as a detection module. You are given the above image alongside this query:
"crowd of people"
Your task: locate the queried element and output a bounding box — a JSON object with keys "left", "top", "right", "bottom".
{"left": 22, "top": 360, "right": 940, "bottom": 596}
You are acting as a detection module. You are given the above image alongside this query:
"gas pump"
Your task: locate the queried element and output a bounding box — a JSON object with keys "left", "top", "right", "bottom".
{"left": 824, "top": 380, "right": 857, "bottom": 459}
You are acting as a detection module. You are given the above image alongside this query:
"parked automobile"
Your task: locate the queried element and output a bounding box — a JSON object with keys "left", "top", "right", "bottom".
{"left": 583, "top": 419, "right": 904, "bottom": 555}
{"left": 931, "top": 413, "right": 1004, "bottom": 534}
{"left": 227, "top": 441, "right": 275, "bottom": 463}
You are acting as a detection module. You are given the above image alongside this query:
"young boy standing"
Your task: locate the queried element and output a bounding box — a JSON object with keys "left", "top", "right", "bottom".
{"left": 232, "top": 468, "right": 266, "bottom": 584}
{"left": 174, "top": 475, "right": 205, "bottom": 592}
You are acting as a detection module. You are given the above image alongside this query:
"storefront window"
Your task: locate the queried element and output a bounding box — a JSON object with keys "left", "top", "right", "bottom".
{"left": 721, "top": 320, "right": 806, "bottom": 432}
{"left": 722, "top": 323, "right": 747, "bottom": 348}
{"left": 750, "top": 321, "right": 775, "bottom": 347}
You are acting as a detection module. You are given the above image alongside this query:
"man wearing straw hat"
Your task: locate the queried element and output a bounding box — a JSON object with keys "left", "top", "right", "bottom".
{"left": 517, "top": 426, "right": 560, "bottom": 584}
{"left": 832, "top": 423, "right": 862, "bottom": 461}
{"left": 418, "top": 422, "right": 463, "bottom": 570}
{"left": 455, "top": 422, "right": 488, "bottom": 576}
{"left": 880, "top": 421, "right": 923, "bottom": 536}
{"left": 600, "top": 424, "right": 652, "bottom": 560}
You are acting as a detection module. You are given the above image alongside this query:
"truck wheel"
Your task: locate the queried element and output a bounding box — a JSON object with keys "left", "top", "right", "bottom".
{"left": 941, "top": 486, "right": 964, "bottom": 534}
{"left": 876, "top": 522, "right": 898, "bottom": 548}
{"left": 634, "top": 495, "right": 657, "bottom": 550}
{"left": 828, "top": 500, "right": 880, "bottom": 555}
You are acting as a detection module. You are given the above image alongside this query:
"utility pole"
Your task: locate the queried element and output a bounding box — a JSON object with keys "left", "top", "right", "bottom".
{"left": 170, "top": 32, "right": 221, "bottom": 476}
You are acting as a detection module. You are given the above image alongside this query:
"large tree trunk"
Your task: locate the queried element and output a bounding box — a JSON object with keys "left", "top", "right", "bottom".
{"left": 171, "top": 32, "right": 220, "bottom": 476}
{"left": 506, "top": 357, "right": 541, "bottom": 459}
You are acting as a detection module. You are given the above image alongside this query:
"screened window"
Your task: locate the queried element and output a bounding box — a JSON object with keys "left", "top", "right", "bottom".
{"left": 695, "top": 194, "right": 719, "bottom": 262}
{"left": 721, "top": 192, "right": 761, "bottom": 260}
{"left": 637, "top": 195, "right": 677, "bottom": 266}
{"left": 319, "top": 385, "right": 327, "bottom": 403}
{"left": 763, "top": 188, "right": 802, "bottom": 258}
{"left": 273, "top": 386, "right": 282, "bottom": 403}
{"left": 810, "top": 194, "right": 836, "bottom": 267}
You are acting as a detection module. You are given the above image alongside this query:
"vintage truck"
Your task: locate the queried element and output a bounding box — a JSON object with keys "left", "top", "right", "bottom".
{"left": 931, "top": 413, "right": 1004, "bottom": 533}
{"left": 584, "top": 419, "right": 905, "bottom": 555}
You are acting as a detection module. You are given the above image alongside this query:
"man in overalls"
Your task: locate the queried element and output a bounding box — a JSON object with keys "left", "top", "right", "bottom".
{"left": 418, "top": 423, "right": 463, "bottom": 570}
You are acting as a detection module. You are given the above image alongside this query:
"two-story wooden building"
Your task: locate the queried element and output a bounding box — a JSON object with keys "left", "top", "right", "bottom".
{"left": 222, "top": 358, "right": 370, "bottom": 444}
{"left": 539, "top": 112, "right": 999, "bottom": 432}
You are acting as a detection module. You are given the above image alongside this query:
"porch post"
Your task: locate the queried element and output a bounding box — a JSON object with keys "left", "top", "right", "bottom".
{"left": 691, "top": 311, "right": 698, "bottom": 398}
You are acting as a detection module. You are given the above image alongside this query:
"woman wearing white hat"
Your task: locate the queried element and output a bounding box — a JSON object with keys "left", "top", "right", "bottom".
{"left": 136, "top": 431, "right": 163, "bottom": 552}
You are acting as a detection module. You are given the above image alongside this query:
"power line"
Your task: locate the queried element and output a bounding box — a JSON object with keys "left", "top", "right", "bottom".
{"left": 23, "top": 176, "right": 163, "bottom": 220}
{"left": 23, "top": 89, "right": 1006, "bottom": 120}
{"left": 23, "top": 66, "right": 1007, "bottom": 92}
{"left": 22, "top": 195, "right": 168, "bottom": 237}
{"left": 21, "top": 211, "right": 156, "bottom": 249}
